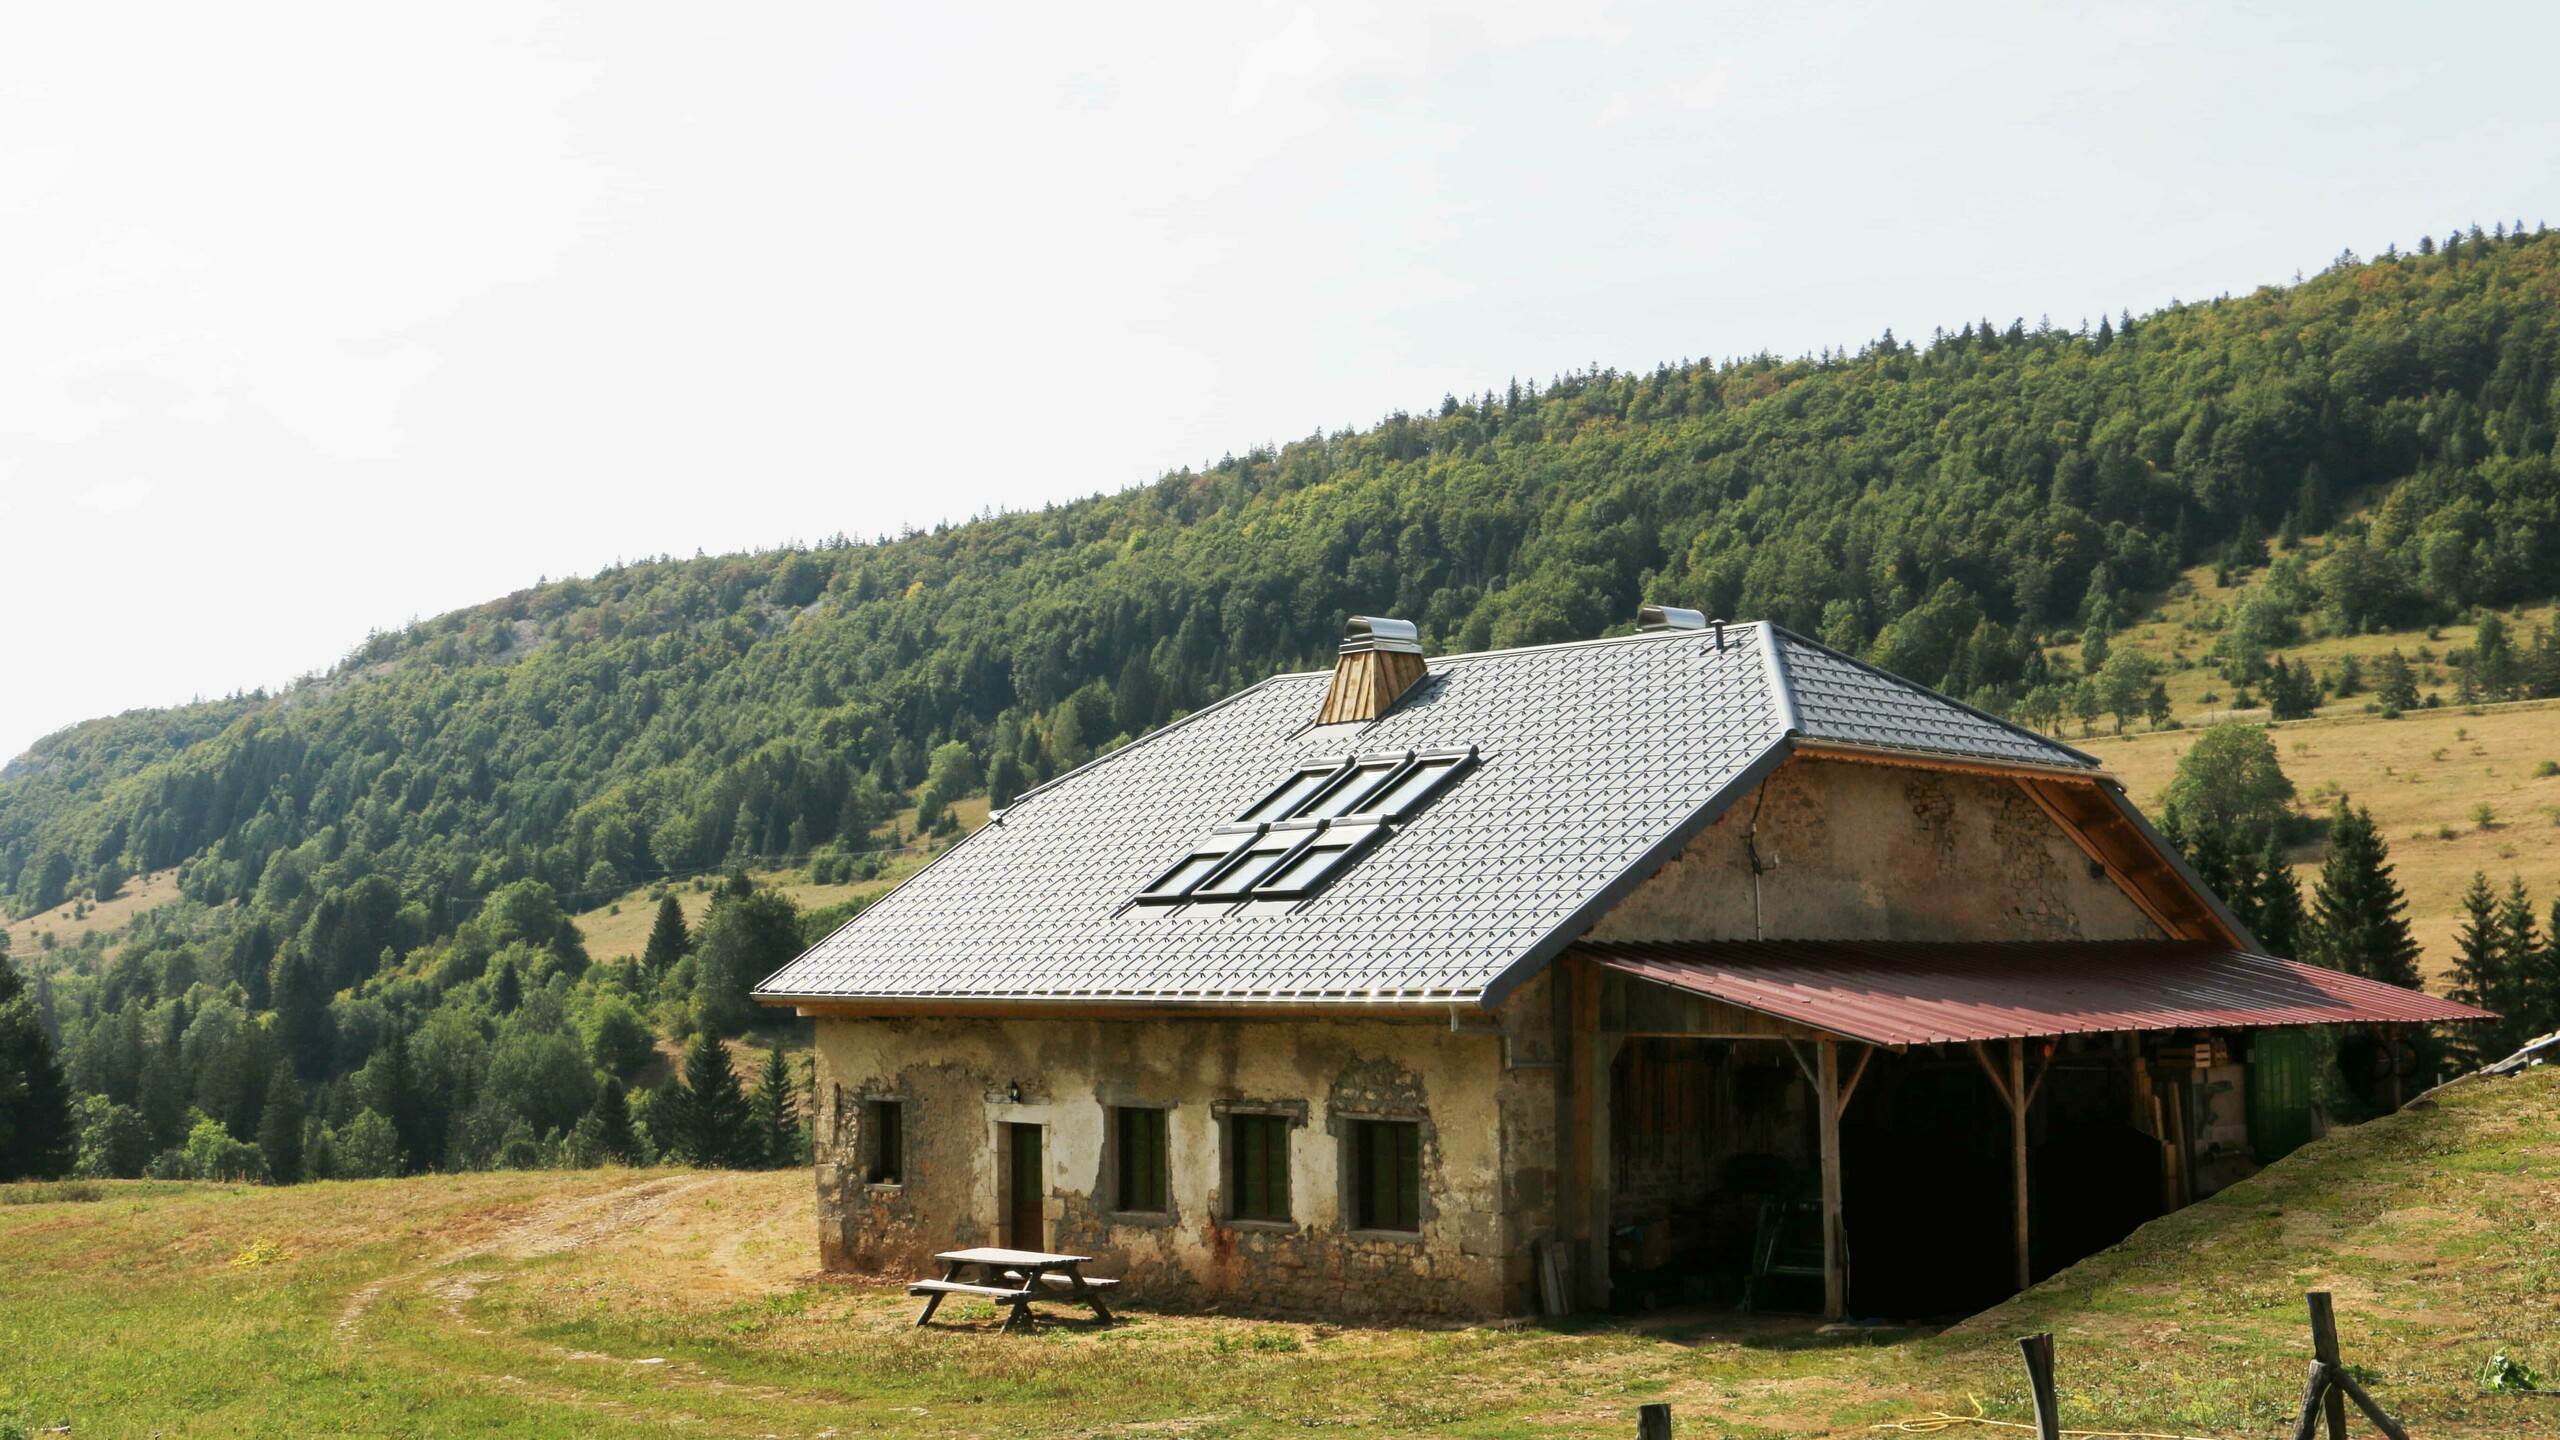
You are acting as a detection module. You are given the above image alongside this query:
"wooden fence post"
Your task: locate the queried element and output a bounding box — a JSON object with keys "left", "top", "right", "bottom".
{"left": 2016, "top": 1332, "right": 2061, "bottom": 1440}
{"left": 1635, "top": 1401, "right": 1672, "bottom": 1440}
{"left": 2290, "top": 1292, "right": 2411, "bottom": 1440}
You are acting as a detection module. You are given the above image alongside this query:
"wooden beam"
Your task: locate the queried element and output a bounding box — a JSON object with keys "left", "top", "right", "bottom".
{"left": 1568, "top": 957, "right": 1612, "bottom": 1310}
{"left": 2009, "top": 1037, "right": 2031, "bottom": 1293}
{"left": 1817, "top": 1039, "right": 1847, "bottom": 1320}
{"left": 1789, "top": 741, "right": 2108, "bottom": 783}
{"left": 2012, "top": 776, "right": 2239, "bottom": 946}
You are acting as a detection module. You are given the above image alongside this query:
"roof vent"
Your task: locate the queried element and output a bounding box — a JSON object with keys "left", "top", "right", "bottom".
{"left": 1318, "top": 616, "right": 1426, "bottom": 725}
{"left": 1637, "top": 604, "right": 1709, "bottom": 632}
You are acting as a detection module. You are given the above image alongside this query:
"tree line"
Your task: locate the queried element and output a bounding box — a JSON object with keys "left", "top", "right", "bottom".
{"left": 11, "top": 224, "right": 2560, "bottom": 1178}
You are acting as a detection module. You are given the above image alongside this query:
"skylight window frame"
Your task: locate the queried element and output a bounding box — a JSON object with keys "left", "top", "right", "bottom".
{"left": 1132, "top": 827, "right": 1263, "bottom": 906}
{"left": 1234, "top": 758, "right": 1354, "bottom": 825}
{"left": 1334, "top": 746, "right": 1477, "bottom": 822}
{"left": 1248, "top": 819, "right": 1389, "bottom": 900}
{"left": 1188, "top": 819, "right": 1326, "bottom": 903}
{"left": 1292, "top": 753, "right": 1412, "bottom": 821}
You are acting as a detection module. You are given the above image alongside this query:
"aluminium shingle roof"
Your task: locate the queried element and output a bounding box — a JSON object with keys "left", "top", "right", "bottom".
{"left": 755, "top": 622, "right": 2100, "bottom": 1006}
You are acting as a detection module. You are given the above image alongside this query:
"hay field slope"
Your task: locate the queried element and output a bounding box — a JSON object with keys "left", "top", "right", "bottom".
{"left": 5, "top": 1068, "right": 2556, "bottom": 1439}
{"left": 2082, "top": 697, "right": 2560, "bottom": 978}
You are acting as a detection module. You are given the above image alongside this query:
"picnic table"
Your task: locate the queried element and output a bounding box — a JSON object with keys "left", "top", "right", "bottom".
{"left": 910, "top": 1247, "right": 1118, "bottom": 1331}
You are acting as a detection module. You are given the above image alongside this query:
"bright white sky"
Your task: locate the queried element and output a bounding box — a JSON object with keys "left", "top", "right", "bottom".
{"left": 5, "top": 2, "right": 2557, "bottom": 761}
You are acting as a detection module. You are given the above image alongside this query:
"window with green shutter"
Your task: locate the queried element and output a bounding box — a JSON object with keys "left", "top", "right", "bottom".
{"left": 1350, "top": 1119, "right": 1420, "bottom": 1232}
{"left": 1228, "top": 1114, "right": 1292, "bottom": 1222}
{"left": 1115, "top": 1106, "right": 1169, "bottom": 1213}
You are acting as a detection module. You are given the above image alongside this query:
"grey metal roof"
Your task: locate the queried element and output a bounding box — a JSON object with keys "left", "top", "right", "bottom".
{"left": 1772, "top": 629, "right": 2098, "bottom": 769}
{"left": 756, "top": 622, "right": 2102, "bottom": 1006}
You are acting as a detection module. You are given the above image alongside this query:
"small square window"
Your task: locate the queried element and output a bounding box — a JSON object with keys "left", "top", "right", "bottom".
{"left": 1349, "top": 1120, "right": 1420, "bottom": 1232}
{"left": 1115, "top": 1106, "right": 1169, "bottom": 1213}
{"left": 865, "top": 1100, "right": 904, "bottom": 1185}
{"left": 1229, "top": 1114, "right": 1292, "bottom": 1222}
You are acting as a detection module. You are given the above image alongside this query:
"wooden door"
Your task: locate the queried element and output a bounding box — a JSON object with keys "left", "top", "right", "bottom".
{"left": 1005, "top": 1123, "right": 1043, "bottom": 1249}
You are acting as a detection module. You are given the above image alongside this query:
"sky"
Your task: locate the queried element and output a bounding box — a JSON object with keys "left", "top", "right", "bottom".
{"left": 4, "top": 1, "right": 2558, "bottom": 761}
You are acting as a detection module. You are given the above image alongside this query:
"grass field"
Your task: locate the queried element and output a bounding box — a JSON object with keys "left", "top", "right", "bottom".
{"left": 6, "top": 1067, "right": 2556, "bottom": 1439}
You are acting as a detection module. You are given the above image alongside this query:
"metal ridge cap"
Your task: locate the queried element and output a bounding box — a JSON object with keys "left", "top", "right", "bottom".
{"left": 1756, "top": 620, "right": 1803, "bottom": 735}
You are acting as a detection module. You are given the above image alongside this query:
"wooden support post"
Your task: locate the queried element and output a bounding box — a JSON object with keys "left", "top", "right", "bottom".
{"left": 2009, "top": 1037, "right": 2030, "bottom": 1292}
{"left": 1817, "top": 1039, "right": 1845, "bottom": 1321}
{"left": 1569, "top": 959, "right": 1613, "bottom": 1310}
{"left": 2307, "top": 1291, "right": 2349, "bottom": 1440}
{"left": 2016, "top": 1332, "right": 2061, "bottom": 1440}
{"left": 1635, "top": 1401, "right": 1673, "bottom": 1440}
{"left": 2291, "top": 1292, "right": 2410, "bottom": 1440}
{"left": 2384, "top": 1025, "right": 2404, "bottom": 1113}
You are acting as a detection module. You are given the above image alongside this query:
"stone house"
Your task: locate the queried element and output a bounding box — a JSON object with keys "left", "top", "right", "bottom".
{"left": 755, "top": 610, "right": 2482, "bottom": 1321}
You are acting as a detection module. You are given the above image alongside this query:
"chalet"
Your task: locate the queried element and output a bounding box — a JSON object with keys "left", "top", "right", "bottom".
{"left": 754, "top": 610, "right": 2484, "bottom": 1321}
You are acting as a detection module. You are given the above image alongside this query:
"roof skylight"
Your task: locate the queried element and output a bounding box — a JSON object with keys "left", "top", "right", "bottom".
{"left": 1133, "top": 748, "right": 1475, "bottom": 907}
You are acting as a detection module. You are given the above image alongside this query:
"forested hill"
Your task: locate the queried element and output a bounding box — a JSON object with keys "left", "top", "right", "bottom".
{"left": 9, "top": 227, "right": 2560, "bottom": 932}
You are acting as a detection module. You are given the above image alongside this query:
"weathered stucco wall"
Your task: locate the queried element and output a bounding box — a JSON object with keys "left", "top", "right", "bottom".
{"left": 1587, "top": 757, "right": 2164, "bottom": 944}
{"left": 811, "top": 1003, "right": 1556, "bottom": 1319}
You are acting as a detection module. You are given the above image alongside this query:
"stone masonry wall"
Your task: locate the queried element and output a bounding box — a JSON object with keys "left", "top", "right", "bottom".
{"left": 811, "top": 1008, "right": 1536, "bottom": 1321}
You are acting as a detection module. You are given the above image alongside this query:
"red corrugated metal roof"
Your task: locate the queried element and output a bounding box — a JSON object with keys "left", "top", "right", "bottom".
{"left": 1577, "top": 939, "right": 2492, "bottom": 1046}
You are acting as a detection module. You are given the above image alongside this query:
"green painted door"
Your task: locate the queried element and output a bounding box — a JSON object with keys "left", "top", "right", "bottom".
{"left": 2248, "top": 1032, "right": 2314, "bottom": 1162}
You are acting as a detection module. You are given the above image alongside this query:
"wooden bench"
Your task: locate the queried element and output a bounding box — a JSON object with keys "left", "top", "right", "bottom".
{"left": 911, "top": 1248, "right": 1117, "bottom": 1330}
{"left": 909, "top": 1279, "right": 1035, "bottom": 1301}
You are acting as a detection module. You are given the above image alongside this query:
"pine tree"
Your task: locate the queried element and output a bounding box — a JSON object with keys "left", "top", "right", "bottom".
{"left": 2309, "top": 801, "right": 2422, "bottom": 988}
{"left": 641, "top": 896, "right": 690, "bottom": 976}
{"left": 588, "top": 1077, "right": 640, "bottom": 1164}
{"left": 492, "top": 956, "right": 523, "bottom": 1014}
{"left": 2377, "top": 649, "right": 2420, "bottom": 711}
{"left": 0, "top": 959, "right": 76, "bottom": 1182}
{"left": 751, "top": 1047, "right": 801, "bottom": 1169}
{"left": 257, "top": 1066, "right": 305, "bottom": 1184}
{"left": 2250, "top": 835, "right": 2307, "bottom": 958}
{"left": 2496, "top": 878, "right": 2546, "bottom": 1043}
{"left": 663, "top": 1033, "right": 752, "bottom": 1168}
{"left": 271, "top": 948, "right": 331, "bottom": 1081}
{"left": 2449, "top": 871, "right": 2508, "bottom": 1060}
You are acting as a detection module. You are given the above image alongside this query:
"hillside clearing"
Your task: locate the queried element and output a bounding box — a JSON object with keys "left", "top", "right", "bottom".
{"left": 2083, "top": 697, "right": 2560, "bottom": 980}
{"left": 2, "top": 866, "right": 180, "bottom": 959}
{"left": 6, "top": 1067, "right": 2555, "bottom": 1438}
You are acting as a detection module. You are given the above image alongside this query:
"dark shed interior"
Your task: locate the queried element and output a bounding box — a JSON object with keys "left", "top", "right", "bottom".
{"left": 1605, "top": 1033, "right": 2260, "bottom": 1318}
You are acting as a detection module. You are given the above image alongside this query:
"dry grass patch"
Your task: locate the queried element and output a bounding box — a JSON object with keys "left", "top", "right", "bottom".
{"left": 2082, "top": 698, "right": 2560, "bottom": 980}
{"left": 2, "top": 866, "right": 182, "bottom": 957}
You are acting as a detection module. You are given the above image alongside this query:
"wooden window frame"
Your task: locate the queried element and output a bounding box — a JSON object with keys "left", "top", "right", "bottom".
{"left": 1344, "top": 1117, "right": 1424, "bottom": 1236}
{"left": 1223, "top": 1109, "right": 1298, "bottom": 1227}
{"left": 1111, "top": 1104, "right": 1172, "bottom": 1217}
{"left": 862, "top": 1098, "right": 905, "bottom": 1187}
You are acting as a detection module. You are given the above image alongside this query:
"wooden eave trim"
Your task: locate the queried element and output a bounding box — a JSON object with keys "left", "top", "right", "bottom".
{"left": 2012, "top": 775, "right": 2242, "bottom": 946}
{"left": 1789, "top": 740, "right": 2114, "bottom": 784}
{"left": 774, "top": 997, "right": 1464, "bottom": 1023}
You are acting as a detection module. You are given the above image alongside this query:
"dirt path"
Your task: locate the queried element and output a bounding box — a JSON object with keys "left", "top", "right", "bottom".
{"left": 337, "top": 1173, "right": 728, "bottom": 1337}
{"left": 330, "top": 1169, "right": 843, "bottom": 1428}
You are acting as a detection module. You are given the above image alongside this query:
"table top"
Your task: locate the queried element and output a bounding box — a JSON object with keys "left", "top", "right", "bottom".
{"left": 936, "top": 1247, "right": 1091, "bottom": 1267}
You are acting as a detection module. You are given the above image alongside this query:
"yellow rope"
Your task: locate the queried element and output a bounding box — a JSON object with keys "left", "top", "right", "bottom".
{"left": 1868, "top": 1394, "right": 2229, "bottom": 1440}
